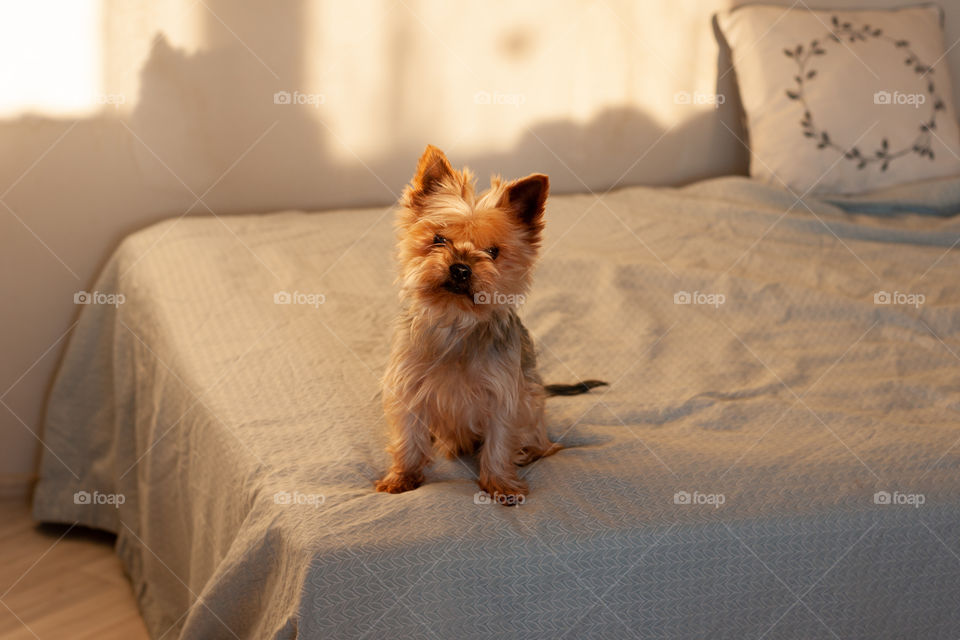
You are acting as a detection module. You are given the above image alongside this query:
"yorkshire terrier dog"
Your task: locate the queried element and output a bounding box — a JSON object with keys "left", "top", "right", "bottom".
{"left": 375, "top": 145, "right": 605, "bottom": 504}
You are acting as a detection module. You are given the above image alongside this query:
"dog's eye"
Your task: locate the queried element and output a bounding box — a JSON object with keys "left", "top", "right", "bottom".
{"left": 485, "top": 246, "right": 499, "bottom": 260}
{"left": 432, "top": 234, "right": 446, "bottom": 246}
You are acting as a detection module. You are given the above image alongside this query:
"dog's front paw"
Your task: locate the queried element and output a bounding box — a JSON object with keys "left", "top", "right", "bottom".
{"left": 478, "top": 476, "right": 529, "bottom": 505}
{"left": 375, "top": 472, "right": 423, "bottom": 494}
{"left": 514, "top": 442, "right": 562, "bottom": 466}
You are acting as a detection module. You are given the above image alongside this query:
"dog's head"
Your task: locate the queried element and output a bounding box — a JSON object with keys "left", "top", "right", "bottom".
{"left": 395, "top": 145, "right": 547, "bottom": 319}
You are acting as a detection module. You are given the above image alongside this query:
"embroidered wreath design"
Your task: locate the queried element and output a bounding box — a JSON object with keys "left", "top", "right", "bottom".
{"left": 784, "top": 16, "right": 945, "bottom": 171}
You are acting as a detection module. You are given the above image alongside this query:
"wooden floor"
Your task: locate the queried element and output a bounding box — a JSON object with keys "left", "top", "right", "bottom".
{"left": 0, "top": 499, "right": 149, "bottom": 640}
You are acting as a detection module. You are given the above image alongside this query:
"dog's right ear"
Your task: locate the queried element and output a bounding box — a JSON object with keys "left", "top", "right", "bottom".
{"left": 410, "top": 145, "right": 454, "bottom": 199}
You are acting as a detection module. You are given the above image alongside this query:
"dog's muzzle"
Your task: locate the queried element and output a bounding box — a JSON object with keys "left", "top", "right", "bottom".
{"left": 449, "top": 263, "right": 471, "bottom": 282}
{"left": 444, "top": 263, "right": 472, "bottom": 296}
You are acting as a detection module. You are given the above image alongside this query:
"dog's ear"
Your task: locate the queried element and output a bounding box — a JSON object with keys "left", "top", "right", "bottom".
{"left": 410, "top": 145, "right": 454, "bottom": 198}
{"left": 500, "top": 173, "right": 548, "bottom": 232}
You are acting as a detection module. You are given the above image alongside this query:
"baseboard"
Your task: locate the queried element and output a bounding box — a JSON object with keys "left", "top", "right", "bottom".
{"left": 0, "top": 472, "right": 36, "bottom": 502}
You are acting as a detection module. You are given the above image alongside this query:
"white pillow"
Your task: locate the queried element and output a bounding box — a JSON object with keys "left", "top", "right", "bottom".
{"left": 717, "top": 4, "right": 960, "bottom": 195}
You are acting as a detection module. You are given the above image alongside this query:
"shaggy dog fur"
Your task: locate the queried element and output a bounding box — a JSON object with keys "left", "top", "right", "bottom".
{"left": 375, "top": 145, "right": 604, "bottom": 504}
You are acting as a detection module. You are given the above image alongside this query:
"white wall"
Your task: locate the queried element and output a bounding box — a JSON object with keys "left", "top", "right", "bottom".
{"left": 3, "top": 0, "right": 960, "bottom": 489}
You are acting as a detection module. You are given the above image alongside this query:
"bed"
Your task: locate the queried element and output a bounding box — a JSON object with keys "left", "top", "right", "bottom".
{"left": 33, "top": 175, "right": 960, "bottom": 639}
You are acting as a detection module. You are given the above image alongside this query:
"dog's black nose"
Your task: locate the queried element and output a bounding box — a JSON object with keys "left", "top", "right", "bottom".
{"left": 449, "top": 263, "right": 471, "bottom": 282}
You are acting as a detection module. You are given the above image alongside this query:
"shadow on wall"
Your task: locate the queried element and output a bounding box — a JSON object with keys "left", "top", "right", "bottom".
{"left": 0, "top": 0, "right": 749, "bottom": 478}
{"left": 128, "top": 35, "right": 748, "bottom": 217}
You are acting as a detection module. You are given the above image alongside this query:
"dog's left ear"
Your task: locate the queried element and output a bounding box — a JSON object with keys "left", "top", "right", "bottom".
{"left": 500, "top": 174, "right": 548, "bottom": 233}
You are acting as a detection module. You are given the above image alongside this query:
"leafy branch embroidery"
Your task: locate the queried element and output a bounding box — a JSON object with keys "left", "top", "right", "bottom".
{"left": 784, "top": 16, "right": 945, "bottom": 171}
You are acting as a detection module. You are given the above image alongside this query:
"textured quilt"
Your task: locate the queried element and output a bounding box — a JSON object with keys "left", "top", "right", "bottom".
{"left": 33, "top": 174, "right": 960, "bottom": 639}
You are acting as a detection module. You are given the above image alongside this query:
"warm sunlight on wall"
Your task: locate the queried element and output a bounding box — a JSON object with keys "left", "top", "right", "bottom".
{"left": 304, "top": 0, "right": 725, "bottom": 160}
{"left": 0, "top": 1, "right": 102, "bottom": 117}
{"left": 0, "top": 0, "right": 724, "bottom": 151}
{"left": 0, "top": 0, "right": 203, "bottom": 118}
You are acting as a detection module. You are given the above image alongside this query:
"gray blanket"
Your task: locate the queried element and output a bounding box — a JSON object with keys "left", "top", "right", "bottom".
{"left": 33, "top": 175, "right": 960, "bottom": 639}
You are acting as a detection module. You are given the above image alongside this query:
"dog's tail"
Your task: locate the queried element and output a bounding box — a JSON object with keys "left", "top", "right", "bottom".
{"left": 544, "top": 380, "right": 608, "bottom": 397}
